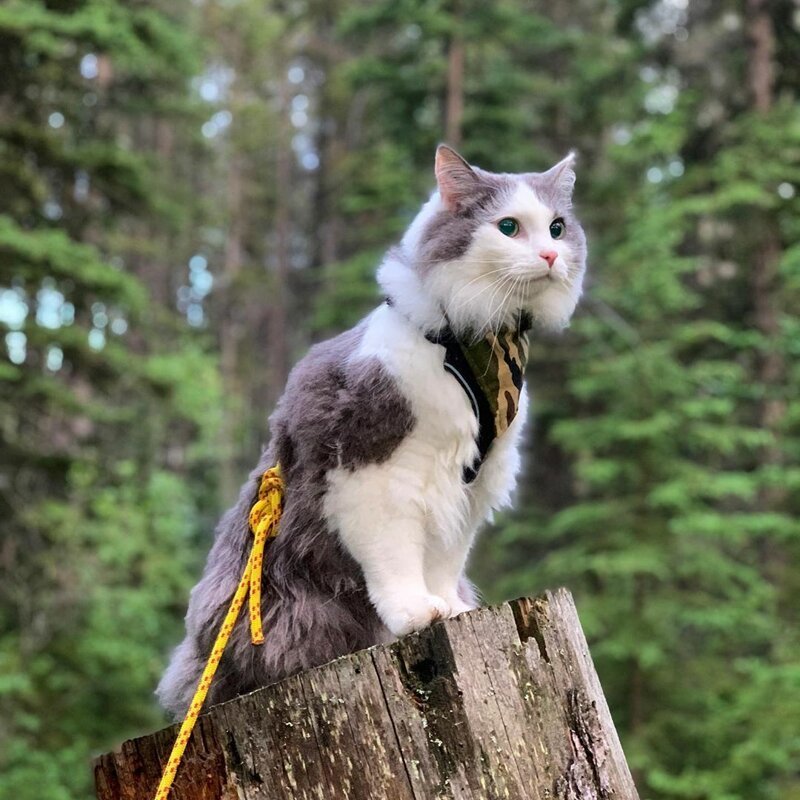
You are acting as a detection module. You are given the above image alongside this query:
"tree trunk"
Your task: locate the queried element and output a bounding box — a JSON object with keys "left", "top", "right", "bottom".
{"left": 746, "top": 0, "right": 775, "bottom": 114}
{"left": 218, "top": 150, "right": 246, "bottom": 505}
{"left": 745, "top": 0, "right": 786, "bottom": 515}
{"left": 268, "top": 76, "right": 292, "bottom": 410}
{"left": 445, "top": 1, "right": 465, "bottom": 149}
{"left": 309, "top": 0, "right": 345, "bottom": 274}
{"left": 94, "top": 589, "right": 639, "bottom": 800}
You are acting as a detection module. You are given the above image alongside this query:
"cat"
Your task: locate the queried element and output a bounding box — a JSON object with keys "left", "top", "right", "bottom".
{"left": 157, "top": 144, "right": 587, "bottom": 718}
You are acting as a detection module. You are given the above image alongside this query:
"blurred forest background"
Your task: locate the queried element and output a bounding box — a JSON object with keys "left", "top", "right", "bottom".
{"left": 1, "top": 0, "right": 799, "bottom": 798}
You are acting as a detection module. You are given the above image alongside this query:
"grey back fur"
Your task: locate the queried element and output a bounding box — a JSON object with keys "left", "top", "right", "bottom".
{"left": 157, "top": 324, "right": 415, "bottom": 718}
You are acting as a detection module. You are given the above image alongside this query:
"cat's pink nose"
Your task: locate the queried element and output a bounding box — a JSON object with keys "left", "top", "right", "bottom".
{"left": 539, "top": 250, "right": 557, "bottom": 268}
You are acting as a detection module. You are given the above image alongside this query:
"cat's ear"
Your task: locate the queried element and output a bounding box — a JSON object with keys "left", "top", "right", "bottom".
{"left": 540, "top": 152, "right": 577, "bottom": 204}
{"left": 435, "top": 144, "right": 479, "bottom": 212}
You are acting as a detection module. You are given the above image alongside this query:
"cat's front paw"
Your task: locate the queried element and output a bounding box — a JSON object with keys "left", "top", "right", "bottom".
{"left": 377, "top": 592, "right": 450, "bottom": 637}
{"left": 443, "top": 593, "right": 476, "bottom": 618}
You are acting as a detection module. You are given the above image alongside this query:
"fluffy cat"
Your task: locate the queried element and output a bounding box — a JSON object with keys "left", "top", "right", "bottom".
{"left": 157, "top": 144, "right": 587, "bottom": 718}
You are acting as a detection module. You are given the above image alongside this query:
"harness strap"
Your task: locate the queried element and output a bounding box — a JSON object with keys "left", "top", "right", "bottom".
{"left": 424, "top": 325, "right": 495, "bottom": 483}
{"left": 384, "top": 297, "right": 529, "bottom": 482}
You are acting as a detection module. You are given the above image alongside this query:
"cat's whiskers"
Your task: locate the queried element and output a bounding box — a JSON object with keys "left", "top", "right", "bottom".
{"left": 478, "top": 273, "right": 516, "bottom": 335}
{"left": 479, "top": 275, "right": 525, "bottom": 377}
{"left": 412, "top": 257, "right": 525, "bottom": 267}
{"left": 450, "top": 273, "right": 513, "bottom": 314}
{"left": 485, "top": 281, "right": 508, "bottom": 338}
{"left": 441, "top": 270, "right": 514, "bottom": 332}
{"left": 551, "top": 269, "right": 572, "bottom": 289}
{"left": 468, "top": 273, "right": 518, "bottom": 347}
{"left": 494, "top": 274, "right": 525, "bottom": 334}
{"left": 444, "top": 268, "right": 511, "bottom": 314}
{"left": 494, "top": 273, "right": 526, "bottom": 329}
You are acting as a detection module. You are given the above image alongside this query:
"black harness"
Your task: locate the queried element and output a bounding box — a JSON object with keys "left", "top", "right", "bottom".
{"left": 424, "top": 325, "right": 499, "bottom": 483}
{"left": 386, "top": 298, "right": 529, "bottom": 483}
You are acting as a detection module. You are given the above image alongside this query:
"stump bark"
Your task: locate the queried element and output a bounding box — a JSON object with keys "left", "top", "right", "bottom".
{"left": 94, "top": 588, "right": 639, "bottom": 800}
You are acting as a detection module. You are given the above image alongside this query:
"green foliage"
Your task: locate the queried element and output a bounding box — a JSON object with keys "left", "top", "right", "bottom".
{"left": 2, "top": 1, "right": 799, "bottom": 799}
{"left": 312, "top": 249, "right": 385, "bottom": 334}
{"left": 473, "top": 7, "right": 800, "bottom": 797}
{"left": 0, "top": 0, "right": 198, "bottom": 77}
{"left": 2, "top": 465, "right": 206, "bottom": 800}
{"left": 0, "top": 2, "right": 220, "bottom": 798}
{"left": 0, "top": 217, "right": 146, "bottom": 302}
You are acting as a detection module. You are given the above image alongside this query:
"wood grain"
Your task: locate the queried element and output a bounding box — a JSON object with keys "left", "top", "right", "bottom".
{"left": 94, "top": 589, "right": 639, "bottom": 800}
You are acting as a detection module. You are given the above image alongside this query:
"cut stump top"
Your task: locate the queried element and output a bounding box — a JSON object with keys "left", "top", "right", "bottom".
{"left": 94, "top": 589, "right": 639, "bottom": 800}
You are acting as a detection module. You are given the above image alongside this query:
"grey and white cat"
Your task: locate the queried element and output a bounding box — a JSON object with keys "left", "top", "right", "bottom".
{"left": 157, "top": 145, "right": 587, "bottom": 717}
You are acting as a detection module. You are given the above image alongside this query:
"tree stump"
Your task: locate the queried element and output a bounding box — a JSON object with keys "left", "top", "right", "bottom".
{"left": 94, "top": 588, "right": 639, "bottom": 800}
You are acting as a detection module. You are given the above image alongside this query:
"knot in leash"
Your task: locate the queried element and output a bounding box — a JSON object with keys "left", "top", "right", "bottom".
{"left": 246, "top": 466, "right": 284, "bottom": 644}
{"left": 154, "top": 464, "right": 284, "bottom": 800}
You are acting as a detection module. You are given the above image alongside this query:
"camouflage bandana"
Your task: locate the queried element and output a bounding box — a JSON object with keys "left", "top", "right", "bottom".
{"left": 426, "top": 313, "right": 531, "bottom": 483}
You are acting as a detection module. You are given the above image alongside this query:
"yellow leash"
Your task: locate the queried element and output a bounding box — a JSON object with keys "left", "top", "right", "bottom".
{"left": 153, "top": 465, "right": 284, "bottom": 800}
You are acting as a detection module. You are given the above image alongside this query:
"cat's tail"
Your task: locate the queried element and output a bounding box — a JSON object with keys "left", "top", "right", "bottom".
{"left": 156, "top": 637, "right": 203, "bottom": 720}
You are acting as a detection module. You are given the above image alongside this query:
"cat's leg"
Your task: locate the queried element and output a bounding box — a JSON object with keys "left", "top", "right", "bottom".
{"left": 424, "top": 527, "right": 480, "bottom": 617}
{"left": 424, "top": 393, "right": 526, "bottom": 616}
{"left": 424, "top": 480, "right": 501, "bottom": 617}
{"left": 345, "top": 513, "right": 451, "bottom": 636}
{"left": 325, "top": 468, "right": 450, "bottom": 637}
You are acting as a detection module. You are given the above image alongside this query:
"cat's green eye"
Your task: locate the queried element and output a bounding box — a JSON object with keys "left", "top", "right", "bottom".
{"left": 549, "top": 218, "right": 566, "bottom": 239}
{"left": 497, "top": 217, "right": 519, "bottom": 237}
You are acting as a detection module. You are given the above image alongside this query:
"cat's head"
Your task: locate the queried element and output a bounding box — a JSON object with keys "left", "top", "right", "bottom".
{"left": 382, "top": 145, "right": 587, "bottom": 336}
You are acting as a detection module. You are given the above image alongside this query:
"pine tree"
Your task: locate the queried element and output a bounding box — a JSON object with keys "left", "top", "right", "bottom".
{"left": 0, "top": 3, "right": 221, "bottom": 798}
{"left": 479, "top": 3, "right": 800, "bottom": 797}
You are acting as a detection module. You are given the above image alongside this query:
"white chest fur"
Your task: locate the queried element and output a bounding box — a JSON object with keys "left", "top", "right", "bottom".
{"left": 358, "top": 303, "right": 525, "bottom": 536}
{"left": 322, "top": 304, "right": 527, "bottom": 637}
